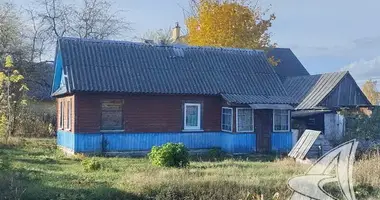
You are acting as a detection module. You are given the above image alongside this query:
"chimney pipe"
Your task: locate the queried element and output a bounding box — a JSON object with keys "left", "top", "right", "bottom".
{"left": 171, "top": 22, "right": 181, "bottom": 41}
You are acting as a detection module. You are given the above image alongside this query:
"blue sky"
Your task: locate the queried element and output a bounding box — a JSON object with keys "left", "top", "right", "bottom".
{"left": 13, "top": 0, "right": 380, "bottom": 85}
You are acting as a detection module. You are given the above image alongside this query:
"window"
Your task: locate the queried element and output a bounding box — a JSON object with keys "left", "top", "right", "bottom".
{"left": 184, "top": 103, "right": 201, "bottom": 130}
{"left": 101, "top": 99, "right": 123, "bottom": 131}
{"left": 59, "top": 101, "right": 64, "bottom": 129}
{"left": 273, "top": 109, "right": 290, "bottom": 132}
{"left": 66, "top": 100, "right": 72, "bottom": 130}
{"left": 236, "top": 108, "right": 254, "bottom": 132}
{"left": 221, "top": 107, "right": 233, "bottom": 132}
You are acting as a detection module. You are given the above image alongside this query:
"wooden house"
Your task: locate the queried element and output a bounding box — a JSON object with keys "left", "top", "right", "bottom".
{"left": 52, "top": 38, "right": 296, "bottom": 155}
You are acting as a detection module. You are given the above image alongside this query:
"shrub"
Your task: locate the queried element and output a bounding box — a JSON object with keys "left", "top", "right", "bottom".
{"left": 207, "top": 148, "right": 226, "bottom": 161}
{"left": 81, "top": 158, "right": 101, "bottom": 172}
{"left": 148, "top": 143, "right": 189, "bottom": 168}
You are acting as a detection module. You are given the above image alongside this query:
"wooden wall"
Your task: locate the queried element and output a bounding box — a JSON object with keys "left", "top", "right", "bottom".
{"left": 56, "top": 95, "right": 75, "bottom": 133}
{"left": 74, "top": 93, "right": 222, "bottom": 133}
{"left": 320, "top": 74, "right": 370, "bottom": 108}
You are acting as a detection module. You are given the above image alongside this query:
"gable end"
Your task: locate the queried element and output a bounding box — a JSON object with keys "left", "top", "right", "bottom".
{"left": 319, "top": 73, "right": 372, "bottom": 108}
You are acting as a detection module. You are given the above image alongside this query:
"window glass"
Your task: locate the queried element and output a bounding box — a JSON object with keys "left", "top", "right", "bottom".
{"left": 59, "top": 101, "right": 64, "bottom": 129}
{"left": 101, "top": 99, "right": 123, "bottom": 130}
{"left": 274, "top": 110, "right": 290, "bottom": 131}
{"left": 184, "top": 103, "right": 201, "bottom": 130}
{"left": 237, "top": 108, "right": 253, "bottom": 132}
{"left": 66, "top": 100, "right": 71, "bottom": 129}
{"left": 221, "top": 108, "right": 233, "bottom": 132}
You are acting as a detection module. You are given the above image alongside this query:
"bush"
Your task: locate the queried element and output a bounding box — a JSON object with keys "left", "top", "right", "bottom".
{"left": 81, "top": 158, "right": 101, "bottom": 172}
{"left": 18, "top": 111, "right": 55, "bottom": 138}
{"left": 148, "top": 143, "right": 189, "bottom": 168}
{"left": 207, "top": 148, "right": 226, "bottom": 161}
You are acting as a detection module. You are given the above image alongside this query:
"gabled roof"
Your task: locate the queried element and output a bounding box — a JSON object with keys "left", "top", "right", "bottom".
{"left": 52, "top": 37, "right": 296, "bottom": 105}
{"left": 284, "top": 71, "right": 371, "bottom": 110}
{"left": 23, "top": 62, "right": 54, "bottom": 101}
{"left": 267, "top": 48, "right": 310, "bottom": 81}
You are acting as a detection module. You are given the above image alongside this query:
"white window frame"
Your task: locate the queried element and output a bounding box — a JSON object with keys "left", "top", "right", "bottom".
{"left": 183, "top": 103, "right": 201, "bottom": 130}
{"left": 273, "top": 109, "right": 291, "bottom": 132}
{"left": 236, "top": 108, "right": 254, "bottom": 132}
{"left": 221, "top": 107, "right": 233, "bottom": 132}
{"left": 59, "top": 101, "right": 64, "bottom": 129}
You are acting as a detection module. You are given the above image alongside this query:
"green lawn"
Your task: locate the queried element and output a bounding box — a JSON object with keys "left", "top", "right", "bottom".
{"left": 0, "top": 138, "right": 379, "bottom": 200}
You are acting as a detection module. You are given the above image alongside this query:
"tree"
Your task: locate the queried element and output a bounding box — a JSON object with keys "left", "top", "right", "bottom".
{"left": 0, "top": 56, "right": 28, "bottom": 143}
{"left": 141, "top": 28, "right": 174, "bottom": 45}
{"left": 27, "top": 0, "right": 130, "bottom": 61}
{"left": 0, "top": 3, "right": 29, "bottom": 61}
{"left": 362, "top": 79, "right": 378, "bottom": 105}
{"left": 185, "top": 0, "right": 276, "bottom": 50}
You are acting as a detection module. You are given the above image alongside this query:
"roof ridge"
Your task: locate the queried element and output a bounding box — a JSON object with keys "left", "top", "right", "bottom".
{"left": 58, "top": 37, "right": 265, "bottom": 55}
{"left": 313, "top": 71, "right": 348, "bottom": 76}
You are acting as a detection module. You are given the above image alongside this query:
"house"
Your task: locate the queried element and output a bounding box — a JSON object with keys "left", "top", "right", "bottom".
{"left": 268, "top": 48, "right": 372, "bottom": 144}
{"left": 52, "top": 37, "right": 297, "bottom": 155}
{"left": 24, "top": 62, "right": 56, "bottom": 121}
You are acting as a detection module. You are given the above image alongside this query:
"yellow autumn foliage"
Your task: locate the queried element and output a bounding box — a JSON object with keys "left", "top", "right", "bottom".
{"left": 186, "top": 0, "right": 275, "bottom": 49}
{"left": 5, "top": 55, "right": 13, "bottom": 68}
{"left": 362, "top": 80, "right": 379, "bottom": 105}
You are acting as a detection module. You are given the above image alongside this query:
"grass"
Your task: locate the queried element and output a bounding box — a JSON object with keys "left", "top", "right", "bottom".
{"left": 0, "top": 138, "right": 379, "bottom": 200}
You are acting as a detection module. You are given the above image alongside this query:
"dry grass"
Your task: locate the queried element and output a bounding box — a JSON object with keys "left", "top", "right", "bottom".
{"left": 118, "top": 158, "right": 308, "bottom": 199}
{"left": 355, "top": 155, "right": 380, "bottom": 187}
{"left": 0, "top": 138, "right": 379, "bottom": 199}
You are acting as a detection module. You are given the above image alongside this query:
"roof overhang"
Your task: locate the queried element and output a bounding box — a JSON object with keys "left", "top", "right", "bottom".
{"left": 249, "top": 104, "right": 293, "bottom": 110}
{"left": 292, "top": 110, "right": 332, "bottom": 118}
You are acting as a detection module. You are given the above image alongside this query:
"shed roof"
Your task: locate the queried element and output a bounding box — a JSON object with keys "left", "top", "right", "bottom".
{"left": 52, "top": 37, "right": 296, "bottom": 105}
{"left": 284, "top": 71, "right": 370, "bottom": 109}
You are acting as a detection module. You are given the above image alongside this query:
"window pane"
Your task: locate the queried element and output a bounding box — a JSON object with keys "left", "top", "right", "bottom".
{"left": 60, "top": 102, "right": 63, "bottom": 128}
{"left": 274, "top": 110, "right": 289, "bottom": 131}
{"left": 101, "top": 100, "right": 123, "bottom": 130}
{"left": 222, "top": 108, "right": 232, "bottom": 131}
{"left": 237, "top": 109, "right": 253, "bottom": 132}
{"left": 185, "top": 105, "right": 199, "bottom": 127}
{"left": 66, "top": 101, "right": 70, "bottom": 129}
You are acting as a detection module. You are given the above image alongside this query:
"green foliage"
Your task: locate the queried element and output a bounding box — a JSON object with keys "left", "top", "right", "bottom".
{"left": 5, "top": 55, "right": 13, "bottom": 68}
{"left": 0, "top": 154, "right": 10, "bottom": 170}
{"left": 81, "top": 158, "right": 102, "bottom": 172}
{"left": 207, "top": 147, "right": 226, "bottom": 161}
{"left": 0, "top": 55, "right": 29, "bottom": 143}
{"left": 341, "top": 107, "right": 380, "bottom": 141}
{"left": 148, "top": 143, "right": 189, "bottom": 168}
{"left": 0, "top": 114, "right": 7, "bottom": 139}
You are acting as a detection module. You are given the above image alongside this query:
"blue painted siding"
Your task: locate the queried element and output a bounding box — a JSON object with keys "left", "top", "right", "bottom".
{"left": 57, "top": 130, "right": 75, "bottom": 150}
{"left": 76, "top": 134, "right": 103, "bottom": 152}
{"left": 271, "top": 132, "right": 293, "bottom": 152}
{"left": 57, "top": 131, "right": 256, "bottom": 154}
{"left": 222, "top": 133, "right": 256, "bottom": 153}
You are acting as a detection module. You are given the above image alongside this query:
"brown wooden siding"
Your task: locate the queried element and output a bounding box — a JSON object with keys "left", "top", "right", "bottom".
{"left": 56, "top": 95, "right": 75, "bottom": 133}
{"left": 320, "top": 74, "right": 370, "bottom": 108}
{"left": 74, "top": 93, "right": 223, "bottom": 133}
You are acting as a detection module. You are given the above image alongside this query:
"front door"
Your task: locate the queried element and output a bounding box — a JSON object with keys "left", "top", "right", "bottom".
{"left": 254, "top": 109, "right": 272, "bottom": 152}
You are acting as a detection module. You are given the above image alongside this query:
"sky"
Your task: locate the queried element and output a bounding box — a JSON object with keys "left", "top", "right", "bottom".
{"left": 11, "top": 0, "right": 380, "bottom": 85}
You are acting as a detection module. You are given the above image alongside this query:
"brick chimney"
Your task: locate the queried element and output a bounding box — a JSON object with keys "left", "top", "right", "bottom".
{"left": 171, "top": 22, "right": 181, "bottom": 41}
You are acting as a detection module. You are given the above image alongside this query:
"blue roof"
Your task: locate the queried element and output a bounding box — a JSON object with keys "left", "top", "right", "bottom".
{"left": 53, "top": 37, "right": 296, "bottom": 104}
